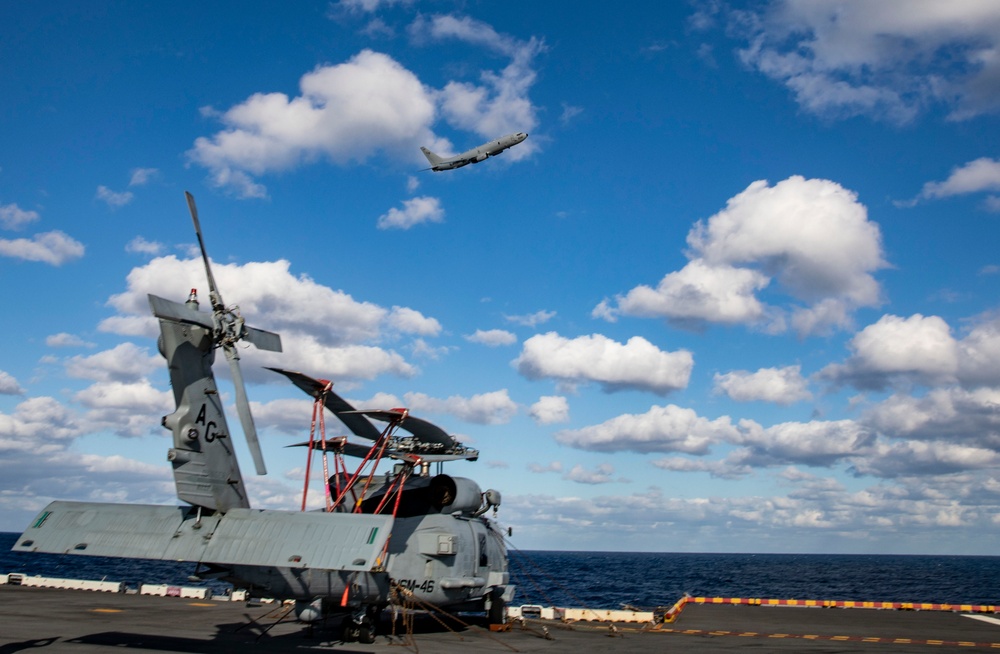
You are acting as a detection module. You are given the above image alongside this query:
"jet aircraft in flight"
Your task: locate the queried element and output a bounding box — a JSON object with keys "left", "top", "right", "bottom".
{"left": 421, "top": 132, "right": 528, "bottom": 171}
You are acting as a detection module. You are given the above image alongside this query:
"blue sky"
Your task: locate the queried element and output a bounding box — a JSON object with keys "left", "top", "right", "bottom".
{"left": 3, "top": 1, "right": 1000, "bottom": 554}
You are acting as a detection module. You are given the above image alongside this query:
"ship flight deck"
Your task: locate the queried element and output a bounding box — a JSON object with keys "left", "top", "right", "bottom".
{"left": 4, "top": 584, "right": 1000, "bottom": 652}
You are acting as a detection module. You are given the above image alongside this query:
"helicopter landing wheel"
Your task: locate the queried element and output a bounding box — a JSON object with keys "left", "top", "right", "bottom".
{"left": 344, "top": 608, "right": 378, "bottom": 644}
{"left": 357, "top": 617, "right": 377, "bottom": 644}
{"left": 488, "top": 587, "right": 507, "bottom": 626}
{"left": 342, "top": 620, "right": 360, "bottom": 643}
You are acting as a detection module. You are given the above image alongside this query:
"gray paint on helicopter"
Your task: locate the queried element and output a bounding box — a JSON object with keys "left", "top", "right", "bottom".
{"left": 12, "top": 192, "right": 513, "bottom": 642}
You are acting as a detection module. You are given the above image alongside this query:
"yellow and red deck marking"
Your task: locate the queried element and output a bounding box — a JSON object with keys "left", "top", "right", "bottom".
{"left": 663, "top": 595, "right": 1000, "bottom": 622}
{"left": 688, "top": 596, "right": 1000, "bottom": 613}
{"left": 654, "top": 595, "right": 1000, "bottom": 647}
{"left": 653, "top": 626, "right": 999, "bottom": 648}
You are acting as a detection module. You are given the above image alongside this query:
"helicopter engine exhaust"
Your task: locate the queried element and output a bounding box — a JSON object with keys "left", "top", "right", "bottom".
{"left": 430, "top": 475, "right": 482, "bottom": 514}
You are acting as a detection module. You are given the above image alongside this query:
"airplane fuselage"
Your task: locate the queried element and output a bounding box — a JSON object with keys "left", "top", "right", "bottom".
{"left": 421, "top": 132, "right": 528, "bottom": 171}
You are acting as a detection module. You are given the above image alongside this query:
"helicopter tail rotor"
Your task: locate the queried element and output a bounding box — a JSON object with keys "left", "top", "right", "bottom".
{"left": 224, "top": 344, "right": 268, "bottom": 475}
{"left": 174, "top": 191, "right": 281, "bottom": 476}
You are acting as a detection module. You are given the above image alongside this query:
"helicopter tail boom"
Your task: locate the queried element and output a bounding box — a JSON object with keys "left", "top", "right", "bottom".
{"left": 13, "top": 500, "right": 394, "bottom": 573}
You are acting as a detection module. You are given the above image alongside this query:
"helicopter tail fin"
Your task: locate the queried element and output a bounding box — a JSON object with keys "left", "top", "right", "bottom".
{"left": 153, "top": 306, "right": 252, "bottom": 513}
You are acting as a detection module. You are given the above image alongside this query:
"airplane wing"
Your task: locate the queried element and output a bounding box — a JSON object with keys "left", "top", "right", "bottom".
{"left": 14, "top": 501, "right": 393, "bottom": 572}
{"left": 458, "top": 154, "right": 488, "bottom": 166}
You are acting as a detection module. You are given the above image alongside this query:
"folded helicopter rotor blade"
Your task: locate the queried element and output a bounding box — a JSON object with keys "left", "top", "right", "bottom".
{"left": 285, "top": 439, "right": 475, "bottom": 461}
{"left": 148, "top": 294, "right": 214, "bottom": 329}
{"left": 185, "top": 191, "right": 223, "bottom": 307}
{"left": 266, "top": 367, "right": 382, "bottom": 441}
{"left": 286, "top": 440, "right": 373, "bottom": 458}
{"left": 245, "top": 326, "right": 282, "bottom": 352}
{"left": 226, "top": 345, "right": 267, "bottom": 476}
{"left": 398, "top": 415, "right": 458, "bottom": 448}
{"left": 344, "top": 409, "right": 458, "bottom": 448}
{"left": 265, "top": 367, "right": 327, "bottom": 397}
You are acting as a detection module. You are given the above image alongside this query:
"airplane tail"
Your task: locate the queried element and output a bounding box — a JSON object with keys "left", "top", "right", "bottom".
{"left": 420, "top": 146, "right": 445, "bottom": 166}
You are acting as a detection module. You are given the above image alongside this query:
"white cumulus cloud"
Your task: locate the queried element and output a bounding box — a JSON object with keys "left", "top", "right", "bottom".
{"left": 189, "top": 26, "right": 542, "bottom": 197}
{"left": 599, "top": 176, "right": 886, "bottom": 336}
{"left": 714, "top": 365, "right": 813, "bottom": 404}
{"left": 403, "top": 389, "right": 517, "bottom": 425}
{"left": 189, "top": 50, "right": 440, "bottom": 197}
{"left": 610, "top": 259, "right": 770, "bottom": 326}
{"left": 129, "top": 168, "right": 159, "bottom": 186}
{"left": 917, "top": 157, "right": 1000, "bottom": 199}
{"left": 125, "top": 236, "right": 164, "bottom": 256}
{"left": 377, "top": 196, "right": 444, "bottom": 230}
{"left": 690, "top": 177, "right": 885, "bottom": 313}
{"left": 45, "top": 333, "right": 95, "bottom": 348}
{"left": 652, "top": 456, "right": 751, "bottom": 480}
{"left": 905, "top": 157, "right": 1000, "bottom": 209}
{"left": 96, "top": 185, "right": 134, "bottom": 208}
{"left": 730, "top": 1, "right": 1000, "bottom": 123}
{"left": 0, "top": 371, "right": 24, "bottom": 395}
{"left": 862, "top": 387, "right": 1000, "bottom": 450}
{"left": 64, "top": 342, "right": 160, "bottom": 383}
{"left": 555, "top": 404, "right": 737, "bottom": 454}
{"left": 0, "top": 203, "right": 40, "bottom": 230}
{"left": 852, "top": 439, "right": 1000, "bottom": 478}
{"left": 528, "top": 395, "right": 569, "bottom": 425}
{"left": 411, "top": 15, "right": 543, "bottom": 149}
{"left": 820, "top": 314, "right": 959, "bottom": 390}
{"left": 99, "top": 255, "right": 436, "bottom": 382}
{"left": 514, "top": 332, "right": 693, "bottom": 395}
{"left": 464, "top": 329, "right": 517, "bottom": 347}
{"left": 0, "top": 231, "right": 85, "bottom": 265}
{"left": 505, "top": 310, "right": 555, "bottom": 327}
{"left": 732, "top": 419, "right": 876, "bottom": 467}
{"left": 564, "top": 463, "right": 617, "bottom": 485}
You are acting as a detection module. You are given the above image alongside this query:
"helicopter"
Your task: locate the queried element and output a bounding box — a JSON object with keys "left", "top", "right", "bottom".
{"left": 12, "top": 192, "right": 514, "bottom": 643}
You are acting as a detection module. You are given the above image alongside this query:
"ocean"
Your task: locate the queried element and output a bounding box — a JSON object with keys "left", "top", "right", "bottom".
{"left": 3, "top": 532, "right": 999, "bottom": 609}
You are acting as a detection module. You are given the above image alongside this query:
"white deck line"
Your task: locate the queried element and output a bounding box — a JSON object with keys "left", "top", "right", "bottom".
{"left": 962, "top": 614, "right": 1000, "bottom": 627}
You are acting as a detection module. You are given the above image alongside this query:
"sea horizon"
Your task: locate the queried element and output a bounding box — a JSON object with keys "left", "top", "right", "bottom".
{"left": 4, "top": 532, "right": 1000, "bottom": 607}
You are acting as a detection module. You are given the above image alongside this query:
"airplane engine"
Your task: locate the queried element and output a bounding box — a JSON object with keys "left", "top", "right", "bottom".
{"left": 474, "top": 152, "right": 488, "bottom": 163}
